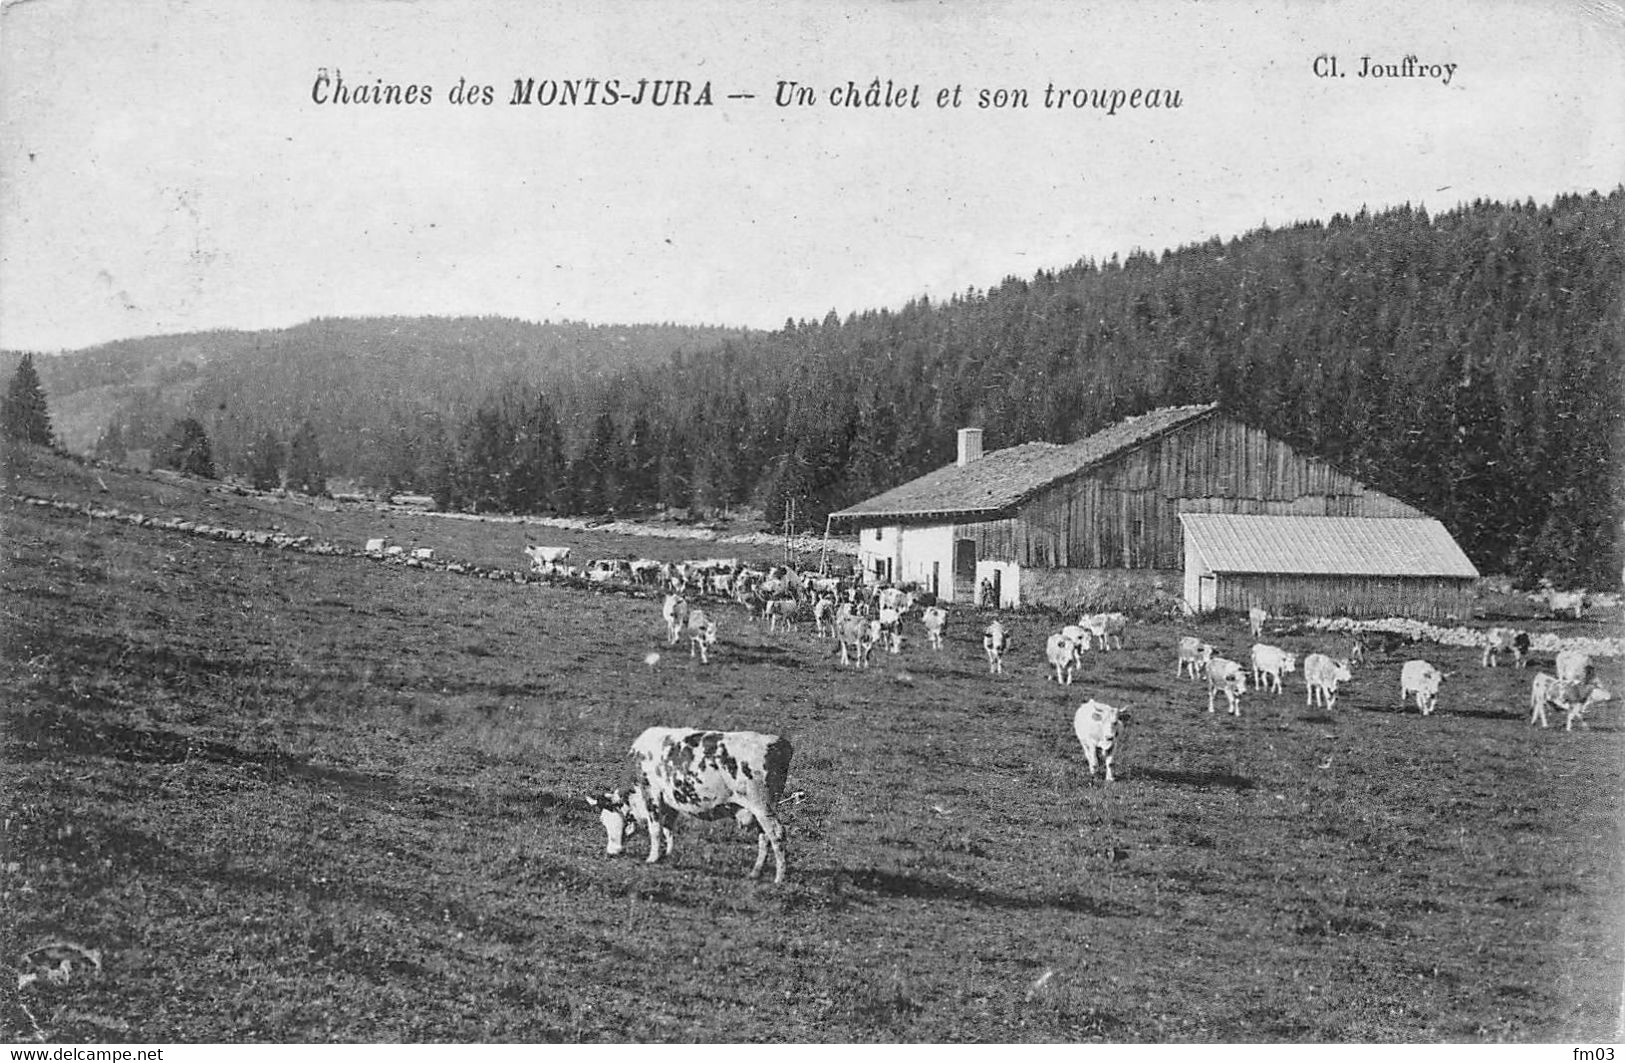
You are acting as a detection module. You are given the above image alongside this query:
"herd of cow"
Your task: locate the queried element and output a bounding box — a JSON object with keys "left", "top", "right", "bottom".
{"left": 563, "top": 549, "right": 1614, "bottom": 887}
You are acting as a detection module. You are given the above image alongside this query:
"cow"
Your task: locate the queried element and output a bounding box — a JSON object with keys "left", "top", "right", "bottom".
{"left": 877, "top": 606, "right": 905, "bottom": 654}
{"left": 1481, "top": 627, "right": 1530, "bottom": 669}
{"left": 1177, "top": 636, "right": 1214, "bottom": 680}
{"left": 1302, "top": 653, "right": 1353, "bottom": 711}
{"left": 523, "top": 544, "right": 571, "bottom": 574}
{"left": 1046, "top": 632, "right": 1083, "bottom": 685}
{"left": 1250, "top": 643, "right": 1298, "bottom": 695}
{"left": 1073, "top": 700, "right": 1125, "bottom": 783}
{"left": 835, "top": 615, "right": 880, "bottom": 668}
{"left": 687, "top": 609, "right": 718, "bottom": 663}
{"left": 587, "top": 727, "right": 793, "bottom": 883}
{"left": 812, "top": 596, "right": 837, "bottom": 639}
{"left": 364, "top": 537, "right": 386, "bottom": 554}
{"left": 662, "top": 594, "right": 691, "bottom": 645}
{"left": 1349, "top": 638, "right": 1367, "bottom": 667}
{"left": 1205, "top": 657, "right": 1247, "bottom": 715}
{"left": 983, "top": 621, "right": 1008, "bottom": 674}
{"left": 877, "top": 586, "right": 915, "bottom": 615}
{"left": 1528, "top": 672, "right": 1608, "bottom": 730}
{"left": 921, "top": 606, "right": 948, "bottom": 651}
{"left": 1400, "top": 659, "right": 1446, "bottom": 716}
{"left": 1248, "top": 606, "right": 1269, "bottom": 637}
{"left": 764, "top": 598, "right": 800, "bottom": 634}
{"left": 1555, "top": 649, "right": 1594, "bottom": 686}
{"left": 1077, "top": 612, "right": 1126, "bottom": 651}
{"left": 1544, "top": 589, "right": 1586, "bottom": 620}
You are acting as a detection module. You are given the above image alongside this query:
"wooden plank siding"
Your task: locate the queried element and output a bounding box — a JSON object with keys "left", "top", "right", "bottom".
{"left": 1211, "top": 573, "right": 1476, "bottom": 620}
{"left": 955, "top": 416, "right": 1423, "bottom": 570}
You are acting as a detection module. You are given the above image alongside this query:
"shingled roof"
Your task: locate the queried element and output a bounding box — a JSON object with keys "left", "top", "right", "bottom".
{"left": 829, "top": 403, "right": 1219, "bottom": 523}
{"left": 1180, "top": 515, "right": 1479, "bottom": 578}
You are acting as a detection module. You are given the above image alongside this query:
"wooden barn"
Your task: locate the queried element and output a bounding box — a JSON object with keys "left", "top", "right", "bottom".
{"left": 828, "top": 403, "right": 1479, "bottom": 618}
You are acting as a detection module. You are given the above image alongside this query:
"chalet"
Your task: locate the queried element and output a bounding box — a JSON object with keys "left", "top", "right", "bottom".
{"left": 828, "top": 403, "right": 1479, "bottom": 618}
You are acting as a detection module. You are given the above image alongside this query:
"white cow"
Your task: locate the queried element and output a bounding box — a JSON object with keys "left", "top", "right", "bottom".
{"left": 1205, "top": 657, "right": 1247, "bottom": 715}
{"left": 1046, "top": 632, "right": 1083, "bottom": 685}
{"left": 662, "top": 594, "right": 691, "bottom": 645}
{"left": 983, "top": 621, "right": 1008, "bottom": 675}
{"left": 588, "top": 727, "right": 793, "bottom": 882}
{"left": 1073, "top": 700, "right": 1125, "bottom": 783}
{"left": 764, "top": 598, "right": 800, "bottom": 634}
{"left": 812, "top": 596, "right": 837, "bottom": 639}
{"left": 1302, "top": 653, "right": 1353, "bottom": 711}
{"left": 523, "top": 544, "right": 571, "bottom": 574}
{"left": 921, "top": 606, "right": 948, "bottom": 651}
{"left": 1544, "top": 589, "right": 1586, "bottom": 620}
{"left": 835, "top": 616, "right": 880, "bottom": 668}
{"left": 1481, "top": 627, "right": 1530, "bottom": 669}
{"left": 1176, "top": 636, "right": 1214, "bottom": 680}
{"left": 1250, "top": 643, "right": 1298, "bottom": 695}
{"left": 1248, "top": 606, "right": 1269, "bottom": 637}
{"left": 1529, "top": 672, "right": 1612, "bottom": 731}
{"left": 1077, "top": 612, "right": 1126, "bottom": 651}
{"left": 687, "top": 609, "right": 718, "bottom": 663}
{"left": 877, "top": 606, "right": 905, "bottom": 655}
{"left": 1400, "top": 659, "right": 1445, "bottom": 716}
{"left": 1555, "top": 650, "right": 1594, "bottom": 686}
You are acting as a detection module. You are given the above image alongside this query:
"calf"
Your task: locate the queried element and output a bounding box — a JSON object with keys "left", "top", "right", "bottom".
{"left": 1205, "top": 657, "right": 1247, "bottom": 716}
{"left": 1249, "top": 643, "right": 1297, "bottom": 695}
{"left": 1529, "top": 673, "right": 1613, "bottom": 731}
{"left": 1481, "top": 627, "right": 1530, "bottom": 668}
{"left": 1073, "top": 700, "right": 1125, "bottom": 783}
{"left": 983, "top": 621, "right": 1009, "bottom": 674}
{"left": 1247, "top": 606, "right": 1269, "bottom": 637}
{"left": 835, "top": 616, "right": 880, "bottom": 668}
{"left": 662, "top": 594, "right": 691, "bottom": 645}
{"left": 588, "top": 727, "right": 793, "bottom": 882}
{"left": 921, "top": 606, "right": 948, "bottom": 651}
{"left": 1176, "top": 636, "right": 1214, "bottom": 680}
{"left": 1399, "top": 659, "right": 1445, "bottom": 716}
{"left": 687, "top": 609, "right": 718, "bottom": 663}
{"left": 1046, "top": 632, "right": 1083, "bottom": 685}
{"left": 1302, "top": 653, "right": 1353, "bottom": 711}
{"left": 812, "top": 596, "right": 837, "bottom": 639}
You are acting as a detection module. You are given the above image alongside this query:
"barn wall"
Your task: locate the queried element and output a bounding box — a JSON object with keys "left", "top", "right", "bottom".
{"left": 960, "top": 416, "right": 1426, "bottom": 571}
{"left": 1208, "top": 574, "right": 1476, "bottom": 620}
{"left": 1018, "top": 567, "right": 1182, "bottom": 614}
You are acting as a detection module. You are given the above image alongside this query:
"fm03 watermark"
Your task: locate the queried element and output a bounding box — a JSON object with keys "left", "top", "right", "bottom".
{"left": 1572, "top": 1049, "right": 1616, "bottom": 1061}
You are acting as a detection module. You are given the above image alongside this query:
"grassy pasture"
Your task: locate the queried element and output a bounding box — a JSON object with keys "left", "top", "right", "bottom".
{"left": 3, "top": 452, "right": 1623, "bottom": 1042}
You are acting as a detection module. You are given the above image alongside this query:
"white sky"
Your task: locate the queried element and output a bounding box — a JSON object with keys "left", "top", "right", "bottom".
{"left": 2, "top": 0, "right": 1622, "bottom": 352}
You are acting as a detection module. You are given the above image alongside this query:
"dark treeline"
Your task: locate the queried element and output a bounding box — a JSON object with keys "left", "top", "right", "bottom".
{"left": 17, "top": 191, "right": 1623, "bottom": 584}
{"left": 431, "top": 191, "right": 1622, "bottom": 585}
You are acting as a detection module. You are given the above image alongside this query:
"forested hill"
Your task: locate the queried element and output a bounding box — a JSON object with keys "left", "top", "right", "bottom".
{"left": 430, "top": 190, "right": 1620, "bottom": 584}
{"left": 18, "top": 316, "right": 752, "bottom": 477}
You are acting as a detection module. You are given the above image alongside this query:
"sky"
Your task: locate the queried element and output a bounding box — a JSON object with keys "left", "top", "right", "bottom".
{"left": 1, "top": 0, "right": 1622, "bottom": 352}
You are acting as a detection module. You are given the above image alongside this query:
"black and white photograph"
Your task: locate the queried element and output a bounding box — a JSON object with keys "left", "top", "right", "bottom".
{"left": 2, "top": 0, "right": 1622, "bottom": 1045}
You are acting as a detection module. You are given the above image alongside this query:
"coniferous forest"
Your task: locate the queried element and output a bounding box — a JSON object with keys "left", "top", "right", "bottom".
{"left": 15, "top": 190, "right": 1624, "bottom": 585}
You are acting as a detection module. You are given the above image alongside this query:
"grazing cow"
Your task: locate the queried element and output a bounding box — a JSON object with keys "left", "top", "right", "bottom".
{"left": 1248, "top": 606, "right": 1269, "bottom": 637}
{"left": 1528, "top": 672, "right": 1611, "bottom": 730}
{"left": 1046, "top": 632, "right": 1083, "bottom": 685}
{"left": 764, "top": 598, "right": 799, "bottom": 634}
{"left": 364, "top": 537, "right": 386, "bottom": 554}
{"left": 687, "top": 609, "right": 718, "bottom": 663}
{"left": 1077, "top": 612, "right": 1126, "bottom": 651}
{"left": 1400, "top": 659, "right": 1446, "bottom": 716}
{"left": 1302, "top": 653, "right": 1353, "bottom": 711}
{"left": 1176, "top": 636, "right": 1214, "bottom": 680}
{"left": 921, "top": 606, "right": 948, "bottom": 651}
{"left": 1073, "top": 700, "right": 1125, "bottom": 783}
{"left": 1481, "top": 627, "right": 1530, "bottom": 669}
{"left": 812, "top": 596, "right": 837, "bottom": 639}
{"left": 662, "top": 594, "right": 691, "bottom": 645}
{"left": 1205, "top": 657, "right": 1247, "bottom": 715}
{"left": 835, "top": 616, "right": 880, "bottom": 668}
{"left": 1250, "top": 643, "right": 1298, "bottom": 695}
{"left": 523, "top": 544, "right": 572, "bottom": 574}
{"left": 587, "top": 727, "right": 793, "bottom": 882}
{"left": 1555, "top": 649, "right": 1594, "bottom": 686}
{"left": 983, "top": 621, "right": 1008, "bottom": 675}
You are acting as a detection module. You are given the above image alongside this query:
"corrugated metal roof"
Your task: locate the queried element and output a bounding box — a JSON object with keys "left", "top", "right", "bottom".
{"left": 1180, "top": 515, "right": 1479, "bottom": 578}
{"left": 830, "top": 403, "right": 1218, "bottom": 522}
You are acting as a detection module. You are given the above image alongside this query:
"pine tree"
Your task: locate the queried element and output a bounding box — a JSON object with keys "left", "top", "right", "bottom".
{"left": 4, "top": 353, "right": 55, "bottom": 446}
{"left": 286, "top": 421, "right": 326, "bottom": 496}
{"left": 160, "top": 418, "right": 216, "bottom": 479}
{"left": 246, "top": 429, "right": 283, "bottom": 491}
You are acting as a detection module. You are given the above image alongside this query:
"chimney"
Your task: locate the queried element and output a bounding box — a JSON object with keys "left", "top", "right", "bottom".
{"left": 957, "top": 428, "right": 984, "bottom": 468}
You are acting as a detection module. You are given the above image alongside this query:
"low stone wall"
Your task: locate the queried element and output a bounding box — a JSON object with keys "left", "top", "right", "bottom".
{"left": 1017, "top": 567, "right": 1187, "bottom": 619}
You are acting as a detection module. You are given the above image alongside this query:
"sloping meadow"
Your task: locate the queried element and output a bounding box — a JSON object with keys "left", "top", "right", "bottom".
{"left": 3, "top": 483, "right": 1621, "bottom": 1042}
